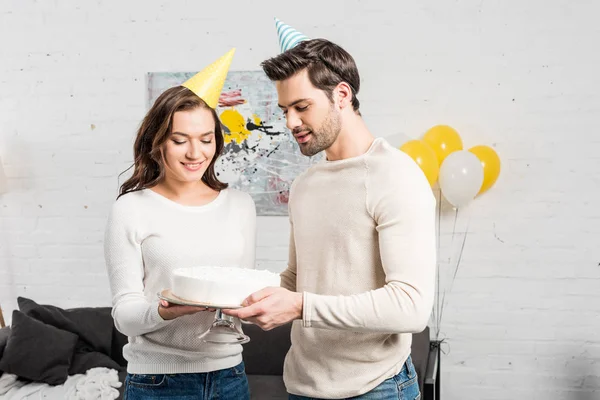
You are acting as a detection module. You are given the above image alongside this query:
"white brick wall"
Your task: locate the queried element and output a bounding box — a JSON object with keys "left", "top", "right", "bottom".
{"left": 1, "top": 1, "right": 598, "bottom": 398}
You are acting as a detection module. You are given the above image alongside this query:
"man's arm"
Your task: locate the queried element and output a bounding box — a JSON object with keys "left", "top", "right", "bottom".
{"left": 226, "top": 153, "right": 436, "bottom": 333}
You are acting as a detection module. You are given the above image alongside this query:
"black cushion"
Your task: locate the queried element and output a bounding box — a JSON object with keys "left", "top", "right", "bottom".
{"left": 69, "top": 350, "right": 123, "bottom": 375}
{"left": 17, "top": 297, "right": 114, "bottom": 356}
{"left": 0, "top": 310, "right": 78, "bottom": 385}
{"left": 242, "top": 322, "right": 292, "bottom": 375}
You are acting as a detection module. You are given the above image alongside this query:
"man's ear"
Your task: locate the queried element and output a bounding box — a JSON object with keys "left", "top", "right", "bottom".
{"left": 334, "top": 81, "right": 353, "bottom": 110}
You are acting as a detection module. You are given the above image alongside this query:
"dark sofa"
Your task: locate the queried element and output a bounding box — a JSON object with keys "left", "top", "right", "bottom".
{"left": 0, "top": 298, "right": 440, "bottom": 399}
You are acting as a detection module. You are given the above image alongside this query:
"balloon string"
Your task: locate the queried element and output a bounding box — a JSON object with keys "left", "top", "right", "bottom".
{"left": 439, "top": 209, "right": 470, "bottom": 327}
{"left": 435, "top": 187, "right": 442, "bottom": 339}
{"left": 450, "top": 207, "right": 458, "bottom": 257}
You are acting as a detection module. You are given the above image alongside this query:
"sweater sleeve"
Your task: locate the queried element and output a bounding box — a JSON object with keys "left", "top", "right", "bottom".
{"left": 303, "top": 154, "right": 437, "bottom": 333}
{"left": 280, "top": 186, "right": 297, "bottom": 291}
{"left": 104, "top": 197, "right": 173, "bottom": 337}
{"left": 280, "top": 221, "right": 297, "bottom": 291}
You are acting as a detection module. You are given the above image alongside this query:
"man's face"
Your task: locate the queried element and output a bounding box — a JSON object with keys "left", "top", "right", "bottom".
{"left": 276, "top": 69, "right": 341, "bottom": 157}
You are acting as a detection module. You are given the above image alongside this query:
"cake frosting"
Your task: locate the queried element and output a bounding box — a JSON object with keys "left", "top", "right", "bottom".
{"left": 171, "top": 266, "right": 281, "bottom": 306}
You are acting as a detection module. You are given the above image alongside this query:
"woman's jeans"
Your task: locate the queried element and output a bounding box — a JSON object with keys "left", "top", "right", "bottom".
{"left": 124, "top": 361, "right": 249, "bottom": 400}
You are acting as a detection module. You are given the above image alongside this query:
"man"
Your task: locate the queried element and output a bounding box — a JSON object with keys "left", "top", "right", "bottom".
{"left": 225, "top": 27, "right": 436, "bottom": 400}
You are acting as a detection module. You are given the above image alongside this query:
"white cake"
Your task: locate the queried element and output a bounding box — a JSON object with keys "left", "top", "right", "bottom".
{"left": 171, "top": 266, "right": 281, "bottom": 306}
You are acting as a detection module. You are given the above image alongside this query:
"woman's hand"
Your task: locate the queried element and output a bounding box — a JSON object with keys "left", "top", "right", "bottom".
{"left": 158, "top": 300, "right": 216, "bottom": 321}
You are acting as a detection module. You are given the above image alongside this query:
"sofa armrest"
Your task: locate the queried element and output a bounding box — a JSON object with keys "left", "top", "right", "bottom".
{"left": 425, "top": 342, "right": 438, "bottom": 385}
{"left": 424, "top": 341, "right": 442, "bottom": 400}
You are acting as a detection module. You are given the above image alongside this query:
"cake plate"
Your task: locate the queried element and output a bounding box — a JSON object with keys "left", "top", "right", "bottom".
{"left": 158, "top": 289, "right": 250, "bottom": 345}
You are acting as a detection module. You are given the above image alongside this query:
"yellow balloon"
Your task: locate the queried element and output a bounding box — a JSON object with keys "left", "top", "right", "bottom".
{"left": 469, "top": 145, "right": 501, "bottom": 194}
{"left": 400, "top": 139, "right": 439, "bottom": 186}
{"left": 422, "top": 125, "right": 463, "bottom": 165}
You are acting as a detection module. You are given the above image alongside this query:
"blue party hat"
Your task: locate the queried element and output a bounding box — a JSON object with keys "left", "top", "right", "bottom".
{"left": 275, "top": 18, "right": 309, "bottom": 53}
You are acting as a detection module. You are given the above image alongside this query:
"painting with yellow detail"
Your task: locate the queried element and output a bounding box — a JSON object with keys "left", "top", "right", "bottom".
{"left": 147, "top": 70, "right": 322, "bottom": 215}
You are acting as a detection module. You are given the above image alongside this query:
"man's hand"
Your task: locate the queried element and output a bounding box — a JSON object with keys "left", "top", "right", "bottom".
{"left": 158, "top": 300, "right": 216, "bottom": 321}
{"left": 223, "top": 287, "right": 303, "bottom": 331}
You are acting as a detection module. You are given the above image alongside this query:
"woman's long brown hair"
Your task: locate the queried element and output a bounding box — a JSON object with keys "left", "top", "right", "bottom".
{"left": 118, "top": 86, "right": 228, "bottom": 199}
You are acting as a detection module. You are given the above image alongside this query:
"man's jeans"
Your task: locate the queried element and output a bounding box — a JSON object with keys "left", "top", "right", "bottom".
{"left": 289, "top": 355, "right": 421, "bottom": 400}
{"left": 124, "top": 361, "right": 249, "bottom": 400}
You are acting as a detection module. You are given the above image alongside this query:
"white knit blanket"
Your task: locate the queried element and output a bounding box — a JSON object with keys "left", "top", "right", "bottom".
{"left": 0, "top": 367, "right": 122, "bottom": 400}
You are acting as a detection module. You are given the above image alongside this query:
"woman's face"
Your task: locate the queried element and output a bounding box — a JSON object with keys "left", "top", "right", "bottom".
{"left": 162, "top": 107, "right": 217, "bottom": 185}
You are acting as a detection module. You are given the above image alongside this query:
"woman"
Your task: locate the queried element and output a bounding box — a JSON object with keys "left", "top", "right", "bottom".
{"left": 104, "top": 52, "right": 255, "bottom": 399}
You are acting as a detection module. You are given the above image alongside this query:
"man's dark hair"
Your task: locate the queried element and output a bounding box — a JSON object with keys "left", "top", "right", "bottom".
{"left": 261, "top": 38, "right": 361, "bottom": 113}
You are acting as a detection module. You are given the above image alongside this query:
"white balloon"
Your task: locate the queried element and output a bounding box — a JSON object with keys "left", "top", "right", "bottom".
{"left": 439, "top": 150, "right": 484, "bottom": 208}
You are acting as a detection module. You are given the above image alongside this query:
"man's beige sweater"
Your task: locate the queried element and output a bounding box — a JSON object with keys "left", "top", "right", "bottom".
{"left": 280, "top": 138, "right": 437, "bottom": 399}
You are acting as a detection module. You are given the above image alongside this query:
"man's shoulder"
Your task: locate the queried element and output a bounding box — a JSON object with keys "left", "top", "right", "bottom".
{"left": 367, "top": 138, "right": 421, "bottom": 175}
{"left": 366, "top": 138, "right": 434, "bottom": 204}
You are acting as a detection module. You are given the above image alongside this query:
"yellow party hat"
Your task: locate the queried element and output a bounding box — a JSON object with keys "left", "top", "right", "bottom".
{"left": 181, "top": 48, "right": 235, "bottom": 108}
